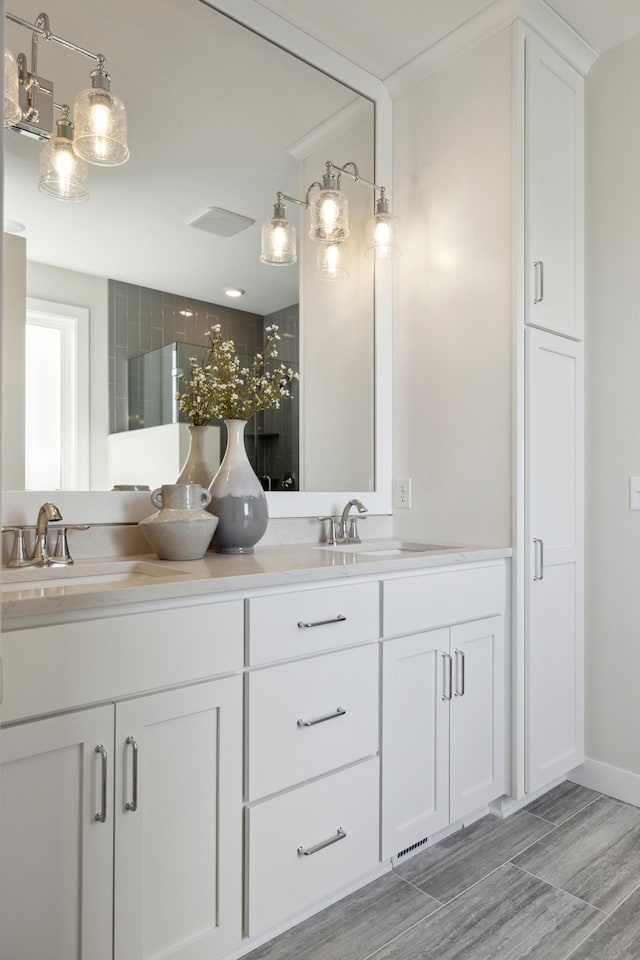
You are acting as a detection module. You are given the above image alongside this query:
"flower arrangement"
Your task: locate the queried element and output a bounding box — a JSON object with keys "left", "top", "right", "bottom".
{"left": 176, "top": 323, "right": 299, "bottom": 425}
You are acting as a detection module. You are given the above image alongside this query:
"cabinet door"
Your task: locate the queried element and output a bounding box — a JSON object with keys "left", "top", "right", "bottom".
{"left": 525, "top": 328, "right": 584, "bottom": 792}
{"left": 0, "top": 706, "right": 114, "bottom": 960}
{"left": 525, "top": 33, "right": 584, "bottom": 339}
{"left": 381, "top": 629, "right": 449, "bottom": 859}
{"left": 114, "top": 677, "right": 243, "bottom": 960}
{"left": 449, "top": 617, "right": 505, "bottom": 822}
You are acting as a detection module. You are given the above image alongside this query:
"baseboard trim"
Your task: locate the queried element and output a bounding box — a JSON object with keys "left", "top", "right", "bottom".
{"left": 569, "top": 757, "right": 640, "bottom": 808}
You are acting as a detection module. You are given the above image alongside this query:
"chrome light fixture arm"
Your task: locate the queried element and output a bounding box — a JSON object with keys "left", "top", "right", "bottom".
{"left": 6, "top": 10, "right": 104, "bottom": 65}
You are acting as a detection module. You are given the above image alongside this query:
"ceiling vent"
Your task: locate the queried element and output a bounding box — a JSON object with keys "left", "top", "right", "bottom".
{"left": 187, "top": 206, "right": 255, "bottom": 237}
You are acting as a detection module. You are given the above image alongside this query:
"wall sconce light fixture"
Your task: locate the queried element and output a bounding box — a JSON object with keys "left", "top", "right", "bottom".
{"left": 4, "top": 10, "right": 129, "bottom": 201}
{"left": 261, "top": 160, "right": 401, "bottom": 277}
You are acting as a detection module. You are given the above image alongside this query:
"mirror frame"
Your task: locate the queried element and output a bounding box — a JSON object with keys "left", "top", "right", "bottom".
{"left": 1, "top": 0, "right": 392, "bottom": 525}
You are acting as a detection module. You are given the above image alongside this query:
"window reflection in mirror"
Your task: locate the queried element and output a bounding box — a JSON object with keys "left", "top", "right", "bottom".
{"left": 2, "top": 0, "right": 375, "bottom": 494}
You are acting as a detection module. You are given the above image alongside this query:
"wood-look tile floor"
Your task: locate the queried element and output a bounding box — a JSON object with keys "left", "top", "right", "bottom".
{"left": 247, "top": 783, "right": 640, "bottom": 960}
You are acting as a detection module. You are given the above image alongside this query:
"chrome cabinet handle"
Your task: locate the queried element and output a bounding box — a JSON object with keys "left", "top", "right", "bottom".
{"left": 297, "top": 706, "right": 346, "bottom": 728}
{"left": 297, "top": 614, "right": 346, "bottom": 629}
{"left": 442, "top": 653, "right": 452, "bottom": 701}
{"left": 125, "top": 736, "right": 139, "bottom": 812}
{"left": 533, "top": 538, "right": 544, "bottom": 581}
{"left": 297, "top": 827, "right": 346, "bottom": 856}
{"left": 533, "top": 260, "right": 544, "bottom": 303}
{"left": 454, "top": 650, "right": 465, "bottom": 697}
{"left": 95, "top": 744, "right": 108, "bottom": 823}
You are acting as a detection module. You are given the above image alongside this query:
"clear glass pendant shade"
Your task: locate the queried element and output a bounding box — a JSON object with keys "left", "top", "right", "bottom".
{"left": 4, "top": 48, "right": 21, "bottom": 126}
{"left": 310, "top": 188, "right": 349, "bottom": 243}
{"left": 260, "top": 212, "right": 297, "bottom": 265}
{"left": 365, "top": 203, "right": 401, "bottom": 261}
{"left": 73, "top": 86, "right": 129, "bottom": 166}
{"left": 39, "top": 114, "right": 89, "bottom": 202}
{"left": 316, "top": 242, "right": 349, "bottom": 280}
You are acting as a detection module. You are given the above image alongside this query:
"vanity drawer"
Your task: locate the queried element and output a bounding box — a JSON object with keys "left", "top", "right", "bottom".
{"left": 247, "top": 644, "right": 378, "bottom": 800}
{"left": 246, "top": 758, "right": 379, "bottom": 936}
{"left": 1, "top": 600, "right": 244, "bottom": 723}
{"left": 383, "top": 562, "right": 505, "bottom": 637}
{"left": 247, "top": 581, "right": 379, "bottom": 665}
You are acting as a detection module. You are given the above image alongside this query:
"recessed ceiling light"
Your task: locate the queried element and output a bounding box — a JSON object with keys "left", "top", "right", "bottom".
{"left": 223, "top": 287, "right": 245, "bottom": 298}
{"left": 179, "top": 309, "right": 195, "bottom": 317}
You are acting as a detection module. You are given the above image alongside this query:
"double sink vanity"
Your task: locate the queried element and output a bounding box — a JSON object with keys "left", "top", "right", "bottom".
{"left": 0, "top": 533, "right": 510, "bottom": 960}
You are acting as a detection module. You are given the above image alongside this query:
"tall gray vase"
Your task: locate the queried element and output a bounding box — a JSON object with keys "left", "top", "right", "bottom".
{"left": 208, "top": 419, "right": 268, "bottom": 554}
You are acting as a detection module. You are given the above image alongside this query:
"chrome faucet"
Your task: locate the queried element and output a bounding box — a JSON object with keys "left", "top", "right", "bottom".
{"left": 32, "top": 501, "right": 63, "bottom": 565}
{"left": 340, "top": 499, "right": 368, "bottom": 543}
{"left": 2, "top": 503, "right": 90, "bottom": 568}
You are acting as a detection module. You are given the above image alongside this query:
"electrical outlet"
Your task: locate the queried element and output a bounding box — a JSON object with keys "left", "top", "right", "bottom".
{"left": 395, "top": 478, "right": 412, "bottom": 509}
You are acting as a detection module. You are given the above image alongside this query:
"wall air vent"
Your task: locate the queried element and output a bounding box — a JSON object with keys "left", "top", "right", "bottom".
{"left": 187, "top": 207, "right": 255, "bottom": 237}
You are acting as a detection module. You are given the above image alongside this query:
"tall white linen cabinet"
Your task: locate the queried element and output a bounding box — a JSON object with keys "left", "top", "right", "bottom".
{"left": 391, "top": 2, "right": 596, "bottom": 803}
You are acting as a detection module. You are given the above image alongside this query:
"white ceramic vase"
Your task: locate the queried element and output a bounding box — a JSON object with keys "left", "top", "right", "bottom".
{"left": 208, "top": 419, "right": 268, "bottom": 554}
{"left": 140, "top": 483, "right": 218, "bottom": 560}
{"left": 177, "top": 424, "right": 215, "bottom": 488}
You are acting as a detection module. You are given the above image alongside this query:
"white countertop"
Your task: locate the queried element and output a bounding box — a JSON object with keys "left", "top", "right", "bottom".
{"left": 1, "top": 540, "right": 511, "bottom": 628}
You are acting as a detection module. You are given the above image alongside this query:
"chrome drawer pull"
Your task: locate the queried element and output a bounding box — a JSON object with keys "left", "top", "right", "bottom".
{"left": 94, "top": 744, "right": 108, "bottom": 823}
{"left": 297, "top": 614, "right": 347, "bottom": 629}
{"left": 442, "top": 653, "right": 452, "bottom": 701}
{"left": 533, "top": 260, "right": 544, "bottom": 303}
{"left": 297, "top": 827, "right": 346, "bottom": 856}
{"left": 533, "top": 538, "right": 544, "bottom": 581}
{"left": 297, "top": 706, "right": 346, "bottom": 728}
{"left": 125, "top": 736, "right": 139, "bottom": 812}
{"left": 454, "top": 649, "right": 465, "bottom": 697}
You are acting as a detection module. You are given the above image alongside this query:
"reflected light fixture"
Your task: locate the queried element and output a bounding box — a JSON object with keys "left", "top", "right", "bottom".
{"left": 4, "top": 9, "right": 129, "bottom": 200}
{"left": 260, "top": 194, "right": 297, "bottom": 265}
{"left": 261, "top": 160, "right": 400, "bottom": 275}
{"left": 39, "top": 104, "right": 89, "bottom": 201}
{"left": 316, "top": 242, "right": 349, "bottom": 281}
{"left": 223, "top": 287, "right": 246, "bottom": 298}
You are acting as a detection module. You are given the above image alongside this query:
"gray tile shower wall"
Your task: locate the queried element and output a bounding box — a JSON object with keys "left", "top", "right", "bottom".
{"left": 109, "top": 279, "right": 269, "bottom": 434}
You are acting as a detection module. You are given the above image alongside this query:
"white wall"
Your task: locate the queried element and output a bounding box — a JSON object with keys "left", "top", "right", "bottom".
{"left": 26, "top": 262, "right": 109, "bottom": 490}
{"left": 585, "top": 33, "right": 640, "bottom": 776}
{"left": 2, "top": 234, "right": 26, "bottom": 490}
{"left": 391, "top": 29, "right": 513, "bottom": 547}
{"left": 300, "top": 104, "right": 375, "bottom": 493}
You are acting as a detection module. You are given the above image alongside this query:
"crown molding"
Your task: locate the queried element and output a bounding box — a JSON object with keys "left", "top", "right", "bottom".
{"left": 385, "top": 0, "right": 598, "bottom": 99}
{"left": 287, "top": 98, "right": 372, "bottom": 161}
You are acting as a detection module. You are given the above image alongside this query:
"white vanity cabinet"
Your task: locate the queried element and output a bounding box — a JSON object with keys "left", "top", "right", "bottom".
{"left": 524, "top": 32, "right": 584, "bottom": 341}
{"left": 0, "top": 706, "right": 115, "bottom": 960}
{"left": 0, "top": 599, "right": 244, "bottom": 960}
{"left": 524, "top": 329, "right": 584, "bottom": 792}
{"left": 380, "top": 564, "right": 506, "bottom": 860}
{"left": 244, "top": 580, "right": 381, "bottom": 937}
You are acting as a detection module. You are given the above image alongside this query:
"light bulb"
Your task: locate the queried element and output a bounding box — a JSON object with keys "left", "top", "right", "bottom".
{"left": 321, "top": 197, "right": 338, "bottom": 236}
{"left": 374, "top": 219, "right": 391, "bottom": 246}
{"left": 272, "top": 225, "right": 286, "bottom": 257}
{"left": 54, "top": 144, "right": 74, "bottom": 179}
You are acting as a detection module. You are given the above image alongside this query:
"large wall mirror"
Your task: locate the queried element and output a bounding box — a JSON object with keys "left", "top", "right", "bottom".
{"left": 2, "top": 0, "right": 392, "bottom": 521}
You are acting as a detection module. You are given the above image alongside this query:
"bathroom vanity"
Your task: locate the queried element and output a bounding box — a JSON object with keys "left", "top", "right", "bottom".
{"left": 0, "top": 543, "right": 509, "bottom": 960}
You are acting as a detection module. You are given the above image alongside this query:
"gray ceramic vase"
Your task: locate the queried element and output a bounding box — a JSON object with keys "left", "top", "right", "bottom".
{"left": 208, "top": 419, "right": 268, "bottom": 554}
{"left": 140, "top": 483, "right": 218, "bottom": 560}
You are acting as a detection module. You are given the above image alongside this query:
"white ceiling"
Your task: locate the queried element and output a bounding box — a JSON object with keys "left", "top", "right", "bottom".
{"left": 6, "top": 0, "right": 640, "bottom": 316}
{"left": 255, "top": 0, "right": 640, "bottom": 78}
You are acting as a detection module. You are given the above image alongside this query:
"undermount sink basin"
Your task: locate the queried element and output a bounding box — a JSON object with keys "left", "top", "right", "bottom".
{"left": 2, "top": 560, "right": 191, "bottom": 596}
{"left": 316, "top": 540, "right": 451, "bottom": 556}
